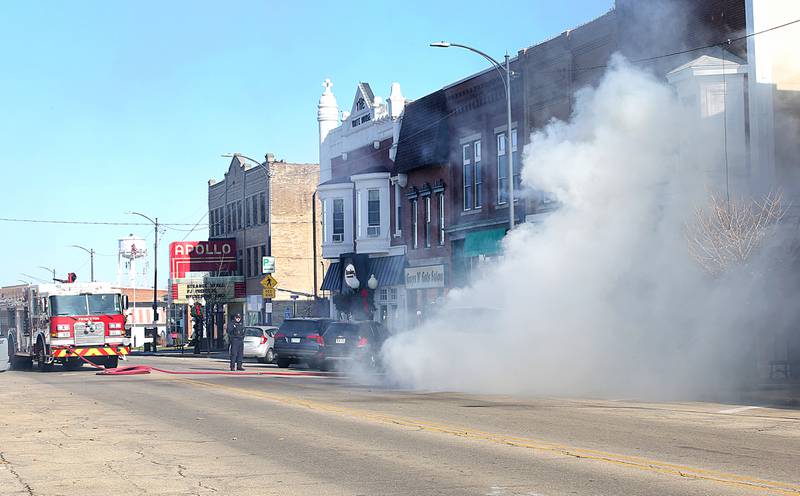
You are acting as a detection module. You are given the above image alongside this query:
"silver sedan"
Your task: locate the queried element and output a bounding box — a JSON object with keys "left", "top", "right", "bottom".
{"left": 243, "top": 326, "right": 278, "bottom": 364}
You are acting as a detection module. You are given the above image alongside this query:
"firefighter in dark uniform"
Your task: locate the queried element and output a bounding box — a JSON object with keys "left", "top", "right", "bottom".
{"left": 228, "top": 313, "right": 246, "bottom": 371}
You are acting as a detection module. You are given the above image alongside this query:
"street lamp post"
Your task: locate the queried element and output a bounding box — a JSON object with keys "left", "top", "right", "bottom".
{"left": 127, "top": 211, "right": 160, "bottom": 353}
{"left": 221, "top": 153, "right": 274, "bottom": 325}
{"left": 71, "top": 245, "right": 95, "bottom": 282}
{"left": 431, "top": 41, "right": 516, "bottom": 230}
{"left": 38, "top": 266, "right": 57, "bottom": 282}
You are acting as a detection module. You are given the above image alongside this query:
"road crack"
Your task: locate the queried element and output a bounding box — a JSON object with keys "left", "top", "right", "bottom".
{"left": 0, "top": 451, "right": 35, "bottom": 496}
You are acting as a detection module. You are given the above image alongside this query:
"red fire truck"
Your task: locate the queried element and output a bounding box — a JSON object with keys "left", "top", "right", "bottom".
{"left": 1, "top": 282, "right": 130, "bottom": 371}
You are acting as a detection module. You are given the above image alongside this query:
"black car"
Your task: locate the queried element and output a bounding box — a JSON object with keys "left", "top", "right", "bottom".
{"left": 273, "top": 318, "right": 334, "bottom": 368}
{"left": 321, "top": 320, "right": 389, "bottom": 370}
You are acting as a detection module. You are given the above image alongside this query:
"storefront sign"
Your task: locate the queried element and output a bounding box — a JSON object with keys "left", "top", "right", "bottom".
{"left": 169, "top": 239, "right": 237, "bottom": 278}
{"left": 171, "top": 276, "right": 245, "bottom": 303}
{"left": 405, "top": 265, "right": 445, "bottom": 290}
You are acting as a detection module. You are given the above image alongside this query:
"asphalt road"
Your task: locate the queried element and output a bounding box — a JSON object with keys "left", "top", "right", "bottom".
{"left": 1, "top": 354, "right": 799, "bottom": 496}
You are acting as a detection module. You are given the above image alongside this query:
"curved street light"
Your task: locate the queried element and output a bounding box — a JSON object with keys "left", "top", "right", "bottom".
{"left": 71, "top": 244, "right": 95, "bottom": 282}
{"left": 126, "top": 210, "right": 160, "bottom": 353}
{"left": 430, "top": 41, "right": 516, "bottom": 230}
{"left": 38, "top": 266, "right": 56, "bottom": 282}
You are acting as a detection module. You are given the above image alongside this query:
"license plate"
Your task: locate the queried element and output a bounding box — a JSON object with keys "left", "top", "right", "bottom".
{"left": 335, "top": 337, "right": 346, "bottom": 344}
{"left": 290, "top": 337, "right": 301, "bottom": 343}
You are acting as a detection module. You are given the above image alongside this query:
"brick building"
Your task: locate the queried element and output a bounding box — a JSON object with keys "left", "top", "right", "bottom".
{"left": 208, "top": 154, "right": 321, "bottom": 326}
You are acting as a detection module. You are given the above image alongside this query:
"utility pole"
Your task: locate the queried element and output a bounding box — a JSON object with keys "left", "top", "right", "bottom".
{"left": 128, "top": 211, "right": 160, "bottom": 353}
{"left": 312, "top": 190, "right": 318, "bottom": 298}
{"left": 71, "top": 245, "right": 95, "bottom": 282}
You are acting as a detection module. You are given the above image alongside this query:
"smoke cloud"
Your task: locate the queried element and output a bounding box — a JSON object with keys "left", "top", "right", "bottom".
{"left": 381, "top": 56, "right": 796, "bottom": 399}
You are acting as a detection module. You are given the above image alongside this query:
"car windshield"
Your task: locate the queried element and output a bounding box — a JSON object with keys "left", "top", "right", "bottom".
{"left": 88, "top": 294, "right": 121, "bottom": 315}
{"left": 50, "top": 294, "right": 121, "bottom": 316}
{"left": 245, "top": 328, "right": 263, "bottom": 337}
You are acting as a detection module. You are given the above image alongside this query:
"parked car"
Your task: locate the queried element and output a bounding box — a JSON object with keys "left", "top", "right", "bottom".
{"left": 243, "top": 326, "right": 278, "bottom": 364}
{"left": 273, "top": 318, "right": 334, "bottom": 368}
{"left": 321, "top": 320, "right": 389, "bottom": 371}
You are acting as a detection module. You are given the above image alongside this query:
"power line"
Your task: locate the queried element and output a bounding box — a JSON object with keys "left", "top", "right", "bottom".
{"left": 0, "top": 217, "right": 198, "bottom": 226}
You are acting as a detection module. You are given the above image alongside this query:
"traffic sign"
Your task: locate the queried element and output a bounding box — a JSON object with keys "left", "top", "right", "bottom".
{"left": 262, "top": 287, "right": 276, "bottom": 299}
{"left": 262, "top": 256, "right": 276, "bottom": 274}
{"left": 260, "top": 274, "right": 278, "bottom": 289}
{"left": 284, "top": 306, "right": 292, "bottom": 319}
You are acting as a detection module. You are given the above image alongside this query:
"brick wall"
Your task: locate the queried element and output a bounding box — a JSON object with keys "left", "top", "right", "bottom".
{"left": 270, "top": 162, "right": 324, "bottom": 299}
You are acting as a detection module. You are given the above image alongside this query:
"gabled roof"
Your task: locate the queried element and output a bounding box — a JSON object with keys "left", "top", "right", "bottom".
{"left": 668, "top": 52, "right": 746, "bottom": 74}
{"left": 358, "top": 82, "right": 375, "bottom": 105}
{"left": 394, "top": 89, "right": 449, "bottom": 173}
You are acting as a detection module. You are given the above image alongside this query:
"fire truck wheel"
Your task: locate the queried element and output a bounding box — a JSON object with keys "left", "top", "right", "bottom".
{"left": 35, "top": 339, "right": 52, "bottom": 372}
{"left": 104, "top": 356, "right": 119, "bottom": 369}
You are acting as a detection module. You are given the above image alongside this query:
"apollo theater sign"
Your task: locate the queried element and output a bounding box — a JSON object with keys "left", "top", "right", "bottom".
{"left": 169, "top": 239, "right": 238, "bottom": 278}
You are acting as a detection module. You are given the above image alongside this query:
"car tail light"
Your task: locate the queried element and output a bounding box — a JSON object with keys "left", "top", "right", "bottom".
{"left": 275, "top": 332, "right": 285, "bottom": 341}
{"left": 307, "top": 334, "right": 324, "bottom": 345}
{"left": 260, "top": 335, "right": 268, "bottom": 345}
{"left": 357, "top": 336, "right": 368, "bottom": 347}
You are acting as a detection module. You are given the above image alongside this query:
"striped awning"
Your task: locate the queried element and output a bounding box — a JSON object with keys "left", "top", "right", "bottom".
{"left": 320, "top": 262, "right": 342, "bottom": 291}
{"left": 320, "top": 255, "right": 406, "bottom": 292}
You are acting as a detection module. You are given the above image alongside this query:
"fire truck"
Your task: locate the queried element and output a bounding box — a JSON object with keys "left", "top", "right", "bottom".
{"left": 1, "top": 282, "right": 130, "bottom": 371}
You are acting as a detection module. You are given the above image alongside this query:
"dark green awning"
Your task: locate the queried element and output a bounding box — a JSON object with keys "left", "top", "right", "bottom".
{"left": 463, "top": 227, "right": 506, "bottom": 258}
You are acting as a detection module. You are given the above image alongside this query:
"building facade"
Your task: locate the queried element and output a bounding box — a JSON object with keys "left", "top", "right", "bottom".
{"left": 317, "top": 80, "right": 409, "bottom": 329}
{"left": 208, "top": 154, "right": 321, "bottom": 326}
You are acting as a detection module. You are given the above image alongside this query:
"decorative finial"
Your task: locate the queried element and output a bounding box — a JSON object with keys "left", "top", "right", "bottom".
{"left": 322, "top": 78, "right": 333, "bottom": 94}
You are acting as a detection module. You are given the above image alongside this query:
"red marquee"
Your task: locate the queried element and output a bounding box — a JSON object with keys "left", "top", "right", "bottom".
{"left": 169, "top": 239, "right": 237, "bottom": 278}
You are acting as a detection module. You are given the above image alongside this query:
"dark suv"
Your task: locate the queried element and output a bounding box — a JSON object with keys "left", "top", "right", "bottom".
{"left": 273, "top": 318, "right": 334, "bottom": 369}
{"left": 321, "top": 320, "right": 389, "bottom": 370}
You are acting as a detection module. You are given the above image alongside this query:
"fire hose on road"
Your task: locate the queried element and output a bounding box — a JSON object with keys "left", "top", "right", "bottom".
{"left": 65, "top": 350, "right": 329, "bottom": 377}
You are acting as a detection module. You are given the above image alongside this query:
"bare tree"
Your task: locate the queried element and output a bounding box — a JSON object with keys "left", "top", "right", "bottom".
{"left": 686, "top": 190, "right": 787, "bottom": 275}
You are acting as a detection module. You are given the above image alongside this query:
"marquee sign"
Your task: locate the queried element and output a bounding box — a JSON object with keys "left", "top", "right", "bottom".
{"left": 169, "top": 239, "right": 237, "bottom": 278}
{"left": 170, "top": 276, "right": 245, "bottom": 304}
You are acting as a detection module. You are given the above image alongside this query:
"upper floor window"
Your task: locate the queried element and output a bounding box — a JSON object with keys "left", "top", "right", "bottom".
{"left": 411, "top": 199, "right": 419, "bottom": 249}
{"left": 424, "top": 196, "right": 431, "bottom": 248}
{"left": 367, "top": 189, "right": 380, "bottom": 237}
{"left": 497, "top": 129, "right": 518, "bottom": 204}
{"left": 260, "top": 192, "right": 267, "bottom": 224}
{"left": 438, "top": 193, "right": 445, "bottom": 246}
{"left": 333, "top": 198, "right": 344, "bottom": 243}
{"left": 462, "top": 139, "right": 481, "bottom": 210}
{"left": 246, "top": 197, "right": 252, "bottom": 227}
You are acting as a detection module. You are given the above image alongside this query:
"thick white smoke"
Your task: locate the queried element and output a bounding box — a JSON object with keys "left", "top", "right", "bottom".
{"left": 382, "top": 56, "right": 791, "bottom": 399}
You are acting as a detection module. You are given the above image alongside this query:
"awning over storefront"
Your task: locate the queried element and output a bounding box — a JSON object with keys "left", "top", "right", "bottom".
{"left": 320, "top": 262, "right": 342, "bottom": 291}
{"left": 463, "top": 227, "right": 506, "bottom": 258}
{"left": 369, "top": 255, "right": 406, "bottom": 287}
{"left": 320, "top": 255, "right": 406, "bottom": 292}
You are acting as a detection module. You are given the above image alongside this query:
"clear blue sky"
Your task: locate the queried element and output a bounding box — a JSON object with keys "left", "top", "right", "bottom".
{"left": 0, "top": 0, "right": 613, "bottom": 288}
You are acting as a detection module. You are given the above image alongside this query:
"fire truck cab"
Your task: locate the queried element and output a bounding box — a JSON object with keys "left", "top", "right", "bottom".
{"left": 1, "top": 282, "right": 130, "bottom": 371}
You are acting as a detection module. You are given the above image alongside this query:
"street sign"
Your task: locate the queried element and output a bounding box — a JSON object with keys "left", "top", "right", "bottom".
{"left": 284, "top": 307, "right": 292, "bottom": 319}
{"left": 262, "top": 287, "right": 276, "bottom": 299}
{"left": 260, "top": 274, "right": 278, "bottom": 289}
{"left": 262, "top": 256, "right": 276, "bottom": 274}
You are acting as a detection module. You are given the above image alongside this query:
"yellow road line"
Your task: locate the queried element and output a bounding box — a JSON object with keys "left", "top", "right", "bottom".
{"left": 176, "top": 378, "right": 800, "bottom": 495}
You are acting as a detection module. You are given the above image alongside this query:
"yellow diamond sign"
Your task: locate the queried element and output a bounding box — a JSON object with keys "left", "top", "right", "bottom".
{"left": 261, "top": 274, "right": 278, "bottom": 289}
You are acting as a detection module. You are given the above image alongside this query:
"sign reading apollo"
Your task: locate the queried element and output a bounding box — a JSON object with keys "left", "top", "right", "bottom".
{"left": 169, "top": 239, "right": 237, "bottom": 278}
{"left": 405, "top": 265, "right": 445, "bottom": 290}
